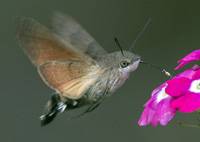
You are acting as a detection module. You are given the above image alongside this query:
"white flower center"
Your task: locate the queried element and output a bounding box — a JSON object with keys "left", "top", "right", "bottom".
{"left": 156, "top": 86, "right": 170, "bottom": 103}
{"left": 189, "top": 79, "right": 200, "bottom": 93}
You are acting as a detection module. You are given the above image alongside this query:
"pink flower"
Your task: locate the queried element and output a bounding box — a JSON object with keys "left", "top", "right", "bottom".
{"left": 138, "top": 49, "right": 200, "bottom": 127}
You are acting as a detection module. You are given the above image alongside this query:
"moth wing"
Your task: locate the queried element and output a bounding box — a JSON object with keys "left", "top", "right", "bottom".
{"left": 51, "top": 12, "right": 107, "bottom": 60}
{"left": 16, "top": 17, "right": 87, "bottom": 66}
{"left": 38, "top": 60, "right": 102, "bottom": 99}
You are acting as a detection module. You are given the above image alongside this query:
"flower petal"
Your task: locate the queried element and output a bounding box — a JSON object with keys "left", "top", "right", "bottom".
{"left": 165, "top": 77, "right": 191, "bottom": 97}
{"left": 175, "top": 49, "right": 200, "bottom": 70}
{"left": 138, "top": 97, "right": 176, "bottom": 126}
{"left": 191, "top": 67, "right": 200, "bottom": 80}
{"left": 154, "top": 98, "right": 176, "bottom": 126}
{"left": 171, "top": 93, "right": 200, "bottom": 112}
{"left": 138, "top": 84, "right": 176, "bottom": 127}
{"left": 176, "top": 68, "right": 197, "bottom": 79}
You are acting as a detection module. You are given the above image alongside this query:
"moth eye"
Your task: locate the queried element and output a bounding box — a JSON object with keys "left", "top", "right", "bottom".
{"left": 189, "top": 79, "right": 200, "bottom": 93}
{"left": 120, "top": 60, "right": 130, "bottom": 68}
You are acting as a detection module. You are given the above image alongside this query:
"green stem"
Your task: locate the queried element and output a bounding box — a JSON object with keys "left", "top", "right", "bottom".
{"left": 176, "top": 121, "right": 200, "bottom": 128}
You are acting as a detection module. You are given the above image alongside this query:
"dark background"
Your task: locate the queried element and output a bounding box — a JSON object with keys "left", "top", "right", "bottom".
{"left": 1, "top": 0, "right": 200, "bottom": 141}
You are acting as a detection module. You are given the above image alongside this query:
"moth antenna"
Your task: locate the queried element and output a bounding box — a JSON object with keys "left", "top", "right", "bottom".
{"left": 114, "top": 37, "right": 124, "bottom": 56}
{"left": 140, "top": 60, "right": 171, "bottom": 77}
{"left": 129, "top": 18, "right": 152, "bottom": 51}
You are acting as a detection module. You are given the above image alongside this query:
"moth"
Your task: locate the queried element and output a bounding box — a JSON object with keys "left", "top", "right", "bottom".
{"left": 16, "top": 12, "right": 141, "bottom": 126}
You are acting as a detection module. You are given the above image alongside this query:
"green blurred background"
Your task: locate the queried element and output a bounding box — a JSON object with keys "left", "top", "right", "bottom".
{"left": 1, "top": 0, "right": 200, "bottom": 141}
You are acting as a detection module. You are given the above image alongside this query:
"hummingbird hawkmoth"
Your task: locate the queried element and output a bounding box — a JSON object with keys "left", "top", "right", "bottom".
{"left": 16, "top": 12, "right": 143, "bottom": 126}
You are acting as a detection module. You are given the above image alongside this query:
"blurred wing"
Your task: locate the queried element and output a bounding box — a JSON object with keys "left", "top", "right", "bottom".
{"left": 16, "top": 17, "right": 103, "bottom": 99}
{"left": 51, "top": 12, "right": 107, "bottom": 60}
{"left": 38, "top": 61, "right": 102, "bottom": 99}
{"left": 16, "top": 17, "right": 88, "bottom": 66}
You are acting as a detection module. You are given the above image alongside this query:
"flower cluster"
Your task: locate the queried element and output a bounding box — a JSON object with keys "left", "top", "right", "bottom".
{"left": 138, "top": 49, "right": 200, "bottom": 126}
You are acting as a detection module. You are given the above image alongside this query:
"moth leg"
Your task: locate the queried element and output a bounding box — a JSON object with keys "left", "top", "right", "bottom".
{"left": 74, "top": 87, "right": 109, "bottom": 118}
{"left": 71, "top": 100, "right": 102, "bottom": 119}
{"left": 84, "top": 100, "right": 103, "bottom": 113}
